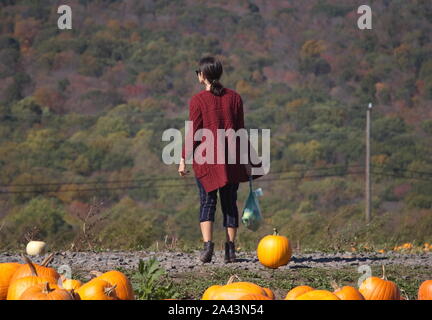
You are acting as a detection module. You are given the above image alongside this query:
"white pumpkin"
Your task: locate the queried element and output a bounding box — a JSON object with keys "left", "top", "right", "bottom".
{"left": 26, "top": 241, "right": 47, "bottom": 255}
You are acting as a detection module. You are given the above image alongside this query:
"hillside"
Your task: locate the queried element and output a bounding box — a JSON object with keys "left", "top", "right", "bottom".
{"left": 0, "top": 0, "right": 431, "bottom": 251}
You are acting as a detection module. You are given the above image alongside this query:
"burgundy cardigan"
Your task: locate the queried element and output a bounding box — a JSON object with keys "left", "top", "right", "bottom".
{"left": 182, "top": 88, "right": 258, "bottom": 193}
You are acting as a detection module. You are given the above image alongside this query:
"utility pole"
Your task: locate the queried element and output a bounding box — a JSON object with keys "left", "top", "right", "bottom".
{"left": 365, "top": 102, "right": 372, "bottom": 224}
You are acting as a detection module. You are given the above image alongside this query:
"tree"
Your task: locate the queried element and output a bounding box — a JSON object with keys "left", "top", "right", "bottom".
{"left": 33, "top": 87, "right": 65, "bottom": 113}
{"left": 3, "top": 197, "right": 74, "bottom": 247}
{"left": 289, "top": 140, "right": 323, "bottom": 165}
{"left": 97, "top": 196, "right": 164, "bottom": 249}
{"left": 299, "top": 40, "right": 331, "bottom": 76}
{"left": 10, "top": 96, "right": 42, "bottom": 124}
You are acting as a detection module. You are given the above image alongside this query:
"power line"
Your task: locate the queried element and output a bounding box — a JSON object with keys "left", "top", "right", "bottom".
{"left": 267, "top": 165, "right": 364, "bottom": 175}
{"left": 5, "top": 163, "right": 432, "bottom": 190}
{"left": 1, "top": 172, "right": 430, "bottom": 195}
{"left": 0, "top": 182, "right": 198, "bottom": 194}
{"left": 257, "top": 171, "right": 364, "bottom": 182}
{"left": 1, "top": 165, "right": 432, "bottom": 195}
{"left": 371, "top": 170, "right": 432, "bottom": 182}
{"left": 0, "top": 170, "right": 366, "bottom": 195}
{"left": 371, "top": 164, "right": 432, "bottom": 177}
{"left": 0, "top": 164, "right": 364, "bottom": 188}
{"left": 0, "top": 175, "right": 189, "bottom": 188}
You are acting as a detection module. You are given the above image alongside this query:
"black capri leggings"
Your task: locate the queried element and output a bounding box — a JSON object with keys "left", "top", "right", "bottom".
{"left": 196, "top": 178, "right": 240, "bottom": 228}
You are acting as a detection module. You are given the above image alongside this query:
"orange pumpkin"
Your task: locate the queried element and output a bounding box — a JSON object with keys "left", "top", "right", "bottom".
{"left": 75, "top": 278, "right": 118, "bottom": 300}
{"left": 285, "top": 285, "right": 314, "bottom": 300}
{"left": 62, "top": 278, "right": 82, "bottom": 291}
{"left": 211, "top": 282, "right": 268, "bottom": 300}
{"left": 92, "top": 270, "right": 134, "bottom": 300}
{"left": 239, "top": 293, "right": 272, "bottom": 300}
{"left": 359, "top": 266, "right": 400, "bottom": 300}
{"left": 7, "top": 257, "right": 58, "bottom": 300}
{"left": 11, "top": 254, "right": 59, "bottom": 284}
{"left": 332, "top": 285, "right": 365, "bottom": 300}
{"left": 202, "top": 285, "right": 223, "bottom": 300}
{"left": 262, "top": 287, "right": 275, "bottom": 300}
{"left": 296, "top": 290, "right": 340, "bottom": 300}
{"left": 7, "top": 276, "right": 58, "bottom": 300}
{"left": 418, "top": 280, "right": 432, "bottom": 300}
{"left": 257, "top": 228, "right": 292, "bottom": 269}
{"left": 0, "top": 263, "right": 21, "bottom": 300}
{"left": 19, "top": 282, "right": 74, "bottom": 300}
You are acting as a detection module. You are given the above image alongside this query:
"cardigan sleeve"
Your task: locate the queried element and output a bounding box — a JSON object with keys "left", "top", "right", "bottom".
{"left": 182, "top": 96, "right": 203, "bottom": 161}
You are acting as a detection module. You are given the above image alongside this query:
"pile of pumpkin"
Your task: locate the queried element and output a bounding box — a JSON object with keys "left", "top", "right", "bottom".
{"left": 201, "top": 229, "right": 432, "bottom": 300}
{"left": 202, "top": 270, "right": 432, "bottom": 300}
{"left": 393, "top": 242, "right": 431, "bottom": 253}
{"left": 0, "top": 254, "right": 134, "bottom": 300}
{"left": 350, "top": 242, "right": 431, "bottom": 253}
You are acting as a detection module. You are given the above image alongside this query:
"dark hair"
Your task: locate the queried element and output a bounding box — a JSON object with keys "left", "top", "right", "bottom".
{"left": 198, "top": 56, "right": 225, "bottom": 96}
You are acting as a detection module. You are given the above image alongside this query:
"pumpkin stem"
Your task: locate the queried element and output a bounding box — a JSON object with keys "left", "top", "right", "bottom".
{"left": 330, "top": 280, "right": 340, "bottom": 291}
{"left": 226, "top": 274, "right": 241, "bottom": 284}
{"left": 399, "top": 288, "right": 409, "bottom": 301}
{"left": 42, "top": 282, "right": 52, "bottom": 294}
{"left": 105, "top": 284, "right": 117, "bottom": 297}
{"left": 381, "top": 265, "right": 387, "bottom": 280}
{"left": 41, "top": 252, "right": 55, "bottom": 267}
{"left": 89, "top": 270, "right": 103, "bottom": 277}
{"left": 273, "top": 228, "right": 278, "bottom": 235}
{"left": 70, "top": 289, "right": 79, "bottom": 300}
{"left": 22, "top": 254, "right": 38, "bottom": 277}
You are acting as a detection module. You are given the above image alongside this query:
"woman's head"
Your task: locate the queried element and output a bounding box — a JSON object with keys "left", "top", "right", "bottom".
{"left": 196, "top": 56, "right": 225, "bottom": 96}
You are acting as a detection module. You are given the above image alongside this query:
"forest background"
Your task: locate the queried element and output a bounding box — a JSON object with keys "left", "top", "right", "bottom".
{"left": 0, "top": 0, "right": 431, "bottom": 252}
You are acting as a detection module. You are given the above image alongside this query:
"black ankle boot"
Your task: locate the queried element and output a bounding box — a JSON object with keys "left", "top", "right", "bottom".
{"left": 224, "top": 241, "right": 236, "bottom": 263}
{"left": 200, "top": 241, "right": 214, "bottom": 263}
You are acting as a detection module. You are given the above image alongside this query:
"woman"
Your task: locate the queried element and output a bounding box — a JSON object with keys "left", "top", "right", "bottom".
{"left": 178, "top": 56, "right": 255, "bottom": 263}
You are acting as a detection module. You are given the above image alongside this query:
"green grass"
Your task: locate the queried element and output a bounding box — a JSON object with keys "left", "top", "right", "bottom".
{"left": 126, "top": 264, "right": 431, "bottom": 300}
{"left": 68, "top": 255, "right": 431, "bottom": 300}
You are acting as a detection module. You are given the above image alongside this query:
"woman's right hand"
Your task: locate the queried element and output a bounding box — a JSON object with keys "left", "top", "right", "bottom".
{"left": 178, "top": 158, "right": 190, "bottom": 177}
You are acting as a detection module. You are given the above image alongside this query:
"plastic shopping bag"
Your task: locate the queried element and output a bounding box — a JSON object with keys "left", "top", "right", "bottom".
{"left": 241, "top": 177, "right": 263, "bottom": 231}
